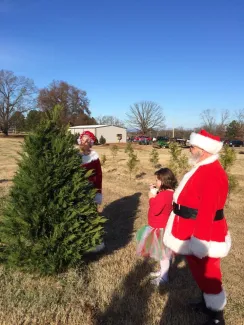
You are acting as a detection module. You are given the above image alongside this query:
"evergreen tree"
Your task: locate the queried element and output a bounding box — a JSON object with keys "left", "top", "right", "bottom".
{"left": 124, "top": 142, "right": 134, "bottom": 155}
{"left": 99, "top": 135, "right": 106, "bottom": 144}
{"left": 0, "top": 106, "right": 106, "bottom": 275}
{"left": 127, "top": 151, "right": 139, "bottom": 180}
{"left": 168, "top": 142, "right": 189, "bottom": 178}
{"left": 110, "top": 145, "right": 119, "bottom": 159}
{"left": 149, "top": 148, "right": 159, "bottom": 168}
{"left": 220, "top": 145, "right": 238, "bottom": 195}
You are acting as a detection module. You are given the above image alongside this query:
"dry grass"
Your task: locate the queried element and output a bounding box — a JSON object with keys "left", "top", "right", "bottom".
{"left": 0, "top": 138, "right": 243, "bottom": 325}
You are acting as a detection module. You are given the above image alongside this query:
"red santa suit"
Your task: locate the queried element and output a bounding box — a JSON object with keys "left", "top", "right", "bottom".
{"left": 164, "top": 130, "right": 231, "bottom": 314}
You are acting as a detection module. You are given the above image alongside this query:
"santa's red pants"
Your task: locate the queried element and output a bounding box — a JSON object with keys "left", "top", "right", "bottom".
{"left": 186, "top": 255, "right": 226, "bottom": 311}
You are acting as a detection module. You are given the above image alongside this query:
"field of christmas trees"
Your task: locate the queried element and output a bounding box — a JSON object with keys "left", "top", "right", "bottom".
{"left": 0, "top": 119, "right": 243, "bottom": 324}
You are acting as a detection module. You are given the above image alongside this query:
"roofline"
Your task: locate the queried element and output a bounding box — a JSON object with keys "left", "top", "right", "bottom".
{"left": 69, "top": 124, "right": 127, "bottom": 130}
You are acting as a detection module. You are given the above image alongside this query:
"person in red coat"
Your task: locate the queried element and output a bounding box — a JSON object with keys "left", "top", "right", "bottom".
{"left": 78, "top": 131, "right": 102, "bottom": 205}
{"left": 136, "top": 168, "right": 177, "bottom": 286}
{"left": 78, "top": 131, "right": 104, "bottom": 252}
{"left": 163, "top": 130, "right": 230, "bottom": 325}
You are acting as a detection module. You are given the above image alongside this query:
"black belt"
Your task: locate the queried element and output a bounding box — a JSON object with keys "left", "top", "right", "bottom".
{"left": 173, "top": 203, "right": 224, "bottom": 221}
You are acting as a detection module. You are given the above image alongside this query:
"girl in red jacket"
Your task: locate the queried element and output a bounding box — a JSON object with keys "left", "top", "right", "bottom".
{"left": 136, "top": 168, "right": 177, "bottom": 285}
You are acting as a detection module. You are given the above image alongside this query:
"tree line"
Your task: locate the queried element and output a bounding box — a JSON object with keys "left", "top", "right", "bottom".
{"left": 0, "top": 70, "right": 124, "bottom": 135}
{"left": 1, "top": 69, "right": 243, "bottom": 139}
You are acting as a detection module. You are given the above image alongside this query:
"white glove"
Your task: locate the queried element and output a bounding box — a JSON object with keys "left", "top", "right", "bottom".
{"left": 94, "top": 193, "right": 102, "bottom": 205}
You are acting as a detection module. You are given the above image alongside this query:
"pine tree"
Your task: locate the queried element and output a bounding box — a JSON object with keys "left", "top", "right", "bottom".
{"left": 124, "top": 142, "right": 134, "bottom": 155}
{"left": 168, "top": 142, "right": 189, "bottom": 178}
{"left": 149, "top": 148, "right": 159, "bottom": 168}
{"left": 100, "top": 154, "right": 107, "bottom": 166}
{"left": 220, "top": 145, "right": 238, "bottom": 195}
{"left": 0, "top": 106, "right": 106, "bottom": 275}
{"left": 99, "top": 135, "right": 106, "bottom": 145}
{"left": 110, "top": 145, "right": 119, "bottom": 159}
{"left": 127, "top": 151, "right": 139, "bottom": 180}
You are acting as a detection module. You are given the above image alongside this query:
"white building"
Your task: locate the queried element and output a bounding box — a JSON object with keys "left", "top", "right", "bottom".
{"left": 69, "top": 125, "right": 127, "bottom": 143}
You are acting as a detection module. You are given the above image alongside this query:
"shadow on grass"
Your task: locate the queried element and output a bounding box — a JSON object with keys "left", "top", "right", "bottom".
{"left": 159, "top": 255, "right": 206, "bottom": 325}
{"left": 84, "top": 192, "right": 141, "bottom": 262}
{"left": 103, "top": 192, "right": 141, "bottom": 254}
{"left": 94, "top": 259, "right": 153, "bottom": 325}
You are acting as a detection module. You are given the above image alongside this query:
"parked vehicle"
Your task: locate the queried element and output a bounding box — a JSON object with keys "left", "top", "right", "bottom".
{"left": 156, "top": 136, "right": 169, "bottom": 148}
{"left": 228, "top": 140, "right": 244, "bottom": 147}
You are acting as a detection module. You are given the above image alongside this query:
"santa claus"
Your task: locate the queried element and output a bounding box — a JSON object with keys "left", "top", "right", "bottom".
{"left": 163, "top": 130, "right": 231, "bottom": 325}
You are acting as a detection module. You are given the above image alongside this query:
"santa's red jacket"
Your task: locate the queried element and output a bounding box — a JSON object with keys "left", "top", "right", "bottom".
{"left": 163, "top": 154, "right": 231, "bottom": 259}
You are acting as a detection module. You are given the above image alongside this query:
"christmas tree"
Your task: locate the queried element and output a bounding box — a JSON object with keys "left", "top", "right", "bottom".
{"left": 0, "top": 107, "right": 106, "bottom": 275}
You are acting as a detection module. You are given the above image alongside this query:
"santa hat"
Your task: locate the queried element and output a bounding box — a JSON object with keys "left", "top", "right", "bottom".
{"left": 77, "top": 131, "right": 96, "bottom": 145}
{"left": 190, "top": 130, "right": 223, "bottom": 154}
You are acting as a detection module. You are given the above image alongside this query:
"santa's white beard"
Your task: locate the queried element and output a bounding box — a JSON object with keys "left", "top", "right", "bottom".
{"left": 188, "top": 152, "right": 202, "bottom": 166}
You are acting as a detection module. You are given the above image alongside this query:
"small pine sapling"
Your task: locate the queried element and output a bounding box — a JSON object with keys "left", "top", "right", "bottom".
{"left": 110, "top": 145, "right": 119, "bottom": 160}
{"left": 127, "top": 151, "right": 139, "bottom": 180}
{"left": 220, "top": 145, "right": 238, "bottom": 195}
{"left": 101, "top": 154, "right": 107, "bottom": 166}
{"left": 149, "top": 148, "right": 159, "bottom": 168}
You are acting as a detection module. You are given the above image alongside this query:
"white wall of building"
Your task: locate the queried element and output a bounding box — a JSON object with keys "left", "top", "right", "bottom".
{"left": 96, "top": 126, "right": 126, "bottom": 143}
{"left": 69, "top": 125, "right": 127, "bottom": 143}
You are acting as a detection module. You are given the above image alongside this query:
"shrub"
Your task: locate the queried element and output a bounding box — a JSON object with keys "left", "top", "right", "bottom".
{"left": 0, "top": 106, "right": 106, "bottom": 275}
{"left": 110, "top": 145, "right": 119, "bottom": 159}
{"left": 99, "top": 135, "right": 106, "bottom": 145}
{"left": 127, "top": 151, "right": 140, "bottom": 180}
{"left": 149, "top": 148, "right": 159, "bottom": 168}
{"left": 71, "top": 132, "right": 80, "bottom": 145}
{"left": 101, "top": 154, "right": 107, "bottom": 166}
{"left": 125, "top": 142, "right": 134, "bottom": 155}
{"left": 168, "top": 142, "right": 189, "bottom": 179}
{"left": 220, "top": 145, "right": 238, "bottom": 195}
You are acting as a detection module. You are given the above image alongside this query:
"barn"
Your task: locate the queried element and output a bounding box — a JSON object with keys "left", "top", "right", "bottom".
{"left": 69, "top": 125, "right": 127, "bottom": 143}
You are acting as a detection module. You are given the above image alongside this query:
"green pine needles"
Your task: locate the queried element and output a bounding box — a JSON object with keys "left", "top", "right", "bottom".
{"left": 0, "top": 107, "right": 106, "bottom": 275}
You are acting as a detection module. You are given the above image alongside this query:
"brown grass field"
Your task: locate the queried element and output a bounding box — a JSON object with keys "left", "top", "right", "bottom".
{"left": 0, "top": 138, "right": 243, "bottom": 325}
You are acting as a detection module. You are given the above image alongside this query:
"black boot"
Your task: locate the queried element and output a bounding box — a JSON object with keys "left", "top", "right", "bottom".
{"left": 188, "top": 292, "right": 207, "bottom": 313}
{"left": 202, "top": 309, "right": 225, "bottom": 325}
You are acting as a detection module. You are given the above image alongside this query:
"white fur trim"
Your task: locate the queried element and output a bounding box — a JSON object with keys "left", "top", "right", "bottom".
{"left": 164, "top": 224, "right": 231, "bottom": 257}
{"left": 190, "top": 132, "right": 223, "bottom": 154}
{"left": 190, "top": 233, "right": 231, "bottom": 258}
{"left": 94, "top": 193, "right": 102, "bottom": 205}
{"left": 81, "top": 151, "right": 99, "bottom": 164}
{"left": 190, "top": 236, "right": 209, "bottom": 259}
{"left": 204, "top": 290, "right": 227, "bottom": 311}
{"left": 208, "top": 232, "right": 231, "bottom": 258}
{"left": 163, "top": 211, "right": 191, "bottom": 254}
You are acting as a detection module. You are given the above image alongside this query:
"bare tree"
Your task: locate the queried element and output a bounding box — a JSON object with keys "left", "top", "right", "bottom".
{"left": 200, "top": 109, "right": 216, "bottom": 133}
{"left": 234, "top": 108, "right": 244, "bottom": 139}
{"left": 126, "top": 101, "right": 165, "bottom": 134}
{"left": 0, "top": 70, "right": 37, "bottom": 135}
{"left": 38, "top": 80, "right": 90, "bottom": 125}
{"left": 215, "top": 109, "right": 230, "bottom": 138}
{"left": 96, "top": 115, "right": 125, "bottom": 127}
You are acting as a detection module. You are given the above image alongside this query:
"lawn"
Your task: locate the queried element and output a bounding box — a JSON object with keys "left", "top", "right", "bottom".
{"left": 0, "top": 138, "right": 243, "bottom": 325}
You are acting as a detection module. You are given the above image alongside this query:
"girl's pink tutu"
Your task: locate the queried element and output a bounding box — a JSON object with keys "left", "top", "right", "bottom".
{"left": 136, "top": 225, "right": 172, "bottom": 261}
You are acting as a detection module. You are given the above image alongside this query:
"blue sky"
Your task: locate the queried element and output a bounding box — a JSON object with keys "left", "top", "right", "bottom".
{"left": 1, "top": 0, "right": 243, "bottom": 128}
